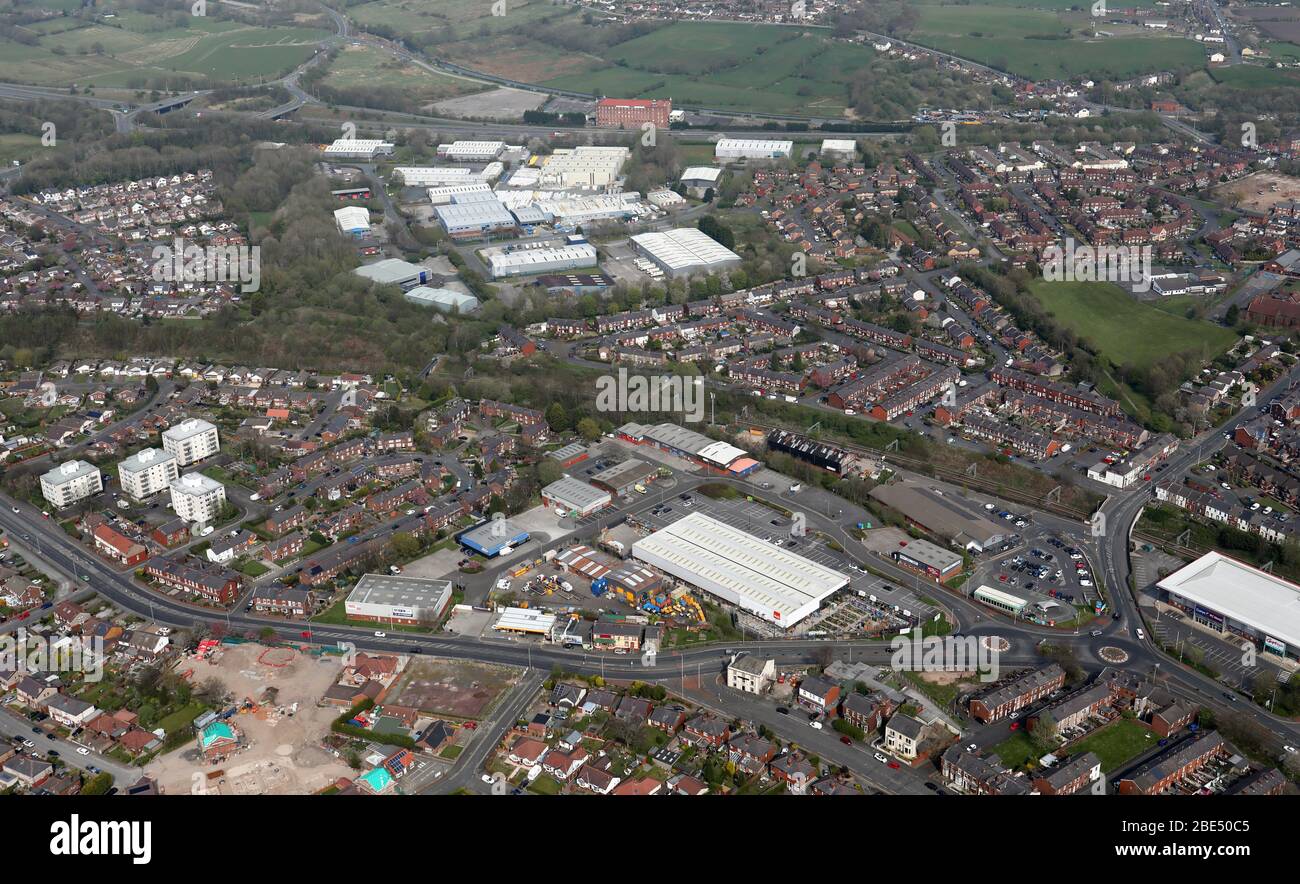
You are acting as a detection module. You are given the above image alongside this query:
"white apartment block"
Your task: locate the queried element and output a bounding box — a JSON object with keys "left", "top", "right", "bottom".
{"left": 169, "top": 472, "right": 226, "bottom": 524}
{"left": 117, "top": 447, "right": 179, "bottom": 500}
{"left": 39, "top": 460, "right": 103, "bottom": 508}
{"left": 162, "top": 418, "right": 220, "bottom": 466}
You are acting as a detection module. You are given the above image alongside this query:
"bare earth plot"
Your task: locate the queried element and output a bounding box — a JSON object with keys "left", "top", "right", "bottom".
{"left": 1212, "top": 172, "right": 1300, "bottom": 215}
{"left": 390, "top": 658, "right": 519, "bottom": 720}
{"left": 431, "top": 87, "right": 548, "bottom": 119}
{"left": 146, "top": 642, "right": 352, "bottom": 795}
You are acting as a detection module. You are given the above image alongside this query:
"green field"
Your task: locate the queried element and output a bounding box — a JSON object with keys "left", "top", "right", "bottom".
{"left": 1208, "top": 64, "right": 1300, "bottom": 89}
{"left": 319, "top": 43, "right": 486, "bottom": 103}
{"left": 906, "top": 3, "right": 1206, "bottom": 79}
{"left": 0, "top": 133, "right": 43, "bottom": 166}
{"left": 1071, "top": 718, "right": 1157, "bottom": 771}
{"left": 1028, "top": 280, "right": 1238, "bottom": 372}
{"left": 0, "top": 12, "right": 331, "bottom": 87}
{"left": 540, "top": 23, "right": 868, "bottom": 115}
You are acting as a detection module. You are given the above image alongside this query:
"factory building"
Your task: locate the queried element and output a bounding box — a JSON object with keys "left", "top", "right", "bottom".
{"left": 434, "top": 197, "right": 518, "bottom": 239}
{"left": 488, "top": 244, "right": 598, "bottom": 279}
{"left": 541, "top": 476, "right": 612, "bottom": 517}
{"left": 538, "top": 146, "right": 629, "bottom": 188}
{"left": 437, "top": 140, "right": 507, "bottom": 162}
{"left": 352, "top": 258, "right": 431, "bottom": 291}
{"left": 632, "top": 512, "right": 849, "bottom": 627}
{"left": 322, "top": 138, "right": 395, "bottom": 160}
{"left": 426, "top": 181, "right": 495, "bottom": 206}
{"left": 629, "top": 227, "right": 741, "bottom": 278}
{"left": 457, "top": 518, "right": 530, "bottom": 557}
{"left": 403, "top": 286, "right": 480, "bottom": 314}
{"left": 333, "top": 205, "right": 371, "bottom": 237}
{"left": 714, "top": 139, "right": 793, "bottom": 160}
{"left": 393, "top": 166, "right": 478, "bottom": 186}
{"left": 595, "top": 97, "right": 672, "bottom": 129}
{"left": 345, "top": 574, "right": 454, "bottom": 625}
{"left": 679, "top": 166, "right": 723, "bottom": 198}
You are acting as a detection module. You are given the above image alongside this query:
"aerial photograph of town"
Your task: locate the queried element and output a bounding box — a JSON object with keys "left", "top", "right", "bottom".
{"left": 1, "top": 0, "right": 1299, "bottom": 862}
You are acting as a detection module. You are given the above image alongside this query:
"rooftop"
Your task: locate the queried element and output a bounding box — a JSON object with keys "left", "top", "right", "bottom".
{"left": 1157, "top": 551, "right": 1300, "bottom": 648}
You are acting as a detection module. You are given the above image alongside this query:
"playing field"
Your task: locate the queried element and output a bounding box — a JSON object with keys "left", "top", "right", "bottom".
{"left": 0, "top": 13, "right": 331, "bottom": 87}
{"left": 1028, "top": 280, "right": 1238, "bottom": 372}
{"left": 906, "top": 3, "right": 1205, "bottom": 80}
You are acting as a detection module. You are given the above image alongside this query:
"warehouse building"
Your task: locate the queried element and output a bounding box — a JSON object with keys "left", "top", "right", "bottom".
{"left": 892, "top": 538, "right": 964, "bottom": 584}
{"left": 427, "top": 181, "right": 495, "bottom": 205}
{"left": 493, "top": 606, "right": 557, "bottom": 636}
{"left": 1157, "top": 551, "right": 1300, "bottom": 662}
{"left": 679, "top": 166, "right": 723, "bottom": 198}
{"left": 457, "top": 518, "right": 531, "bottom": 557}
{"left": 766, "top": 429, "right": 855, "bottom": 474}
{"left": 40, "top": 460, "right": 103, "bottom": 508}
{"left": 118, "top": 447, "right": 179, "bottom": 500}
{"left": 629, "top": 227, "right": 741, "bottom": 278}
{"left": 869, "top": 479, "right": 1007, "bottom": 552}
{"left": 333, "top": 205, "right": 371, "bottom": 237}
{"left": 714, "top": 139, "right": 793, "bottom": 160}
{"left": 589, "top": 458, "right": 659, "bottom": 497}
{"left": 542, "top": 476, "right": 612, "bottom": 517}
{"left": 538, "top": 146, "right": 629, "bottom": 188}
{"left": 488, "top": 243, "right": 598, "bottom": 279}
{"left": 632, "top": 511, "right": 849, "bottom": 626}
{"left": 617, "top": 421, "right": 760, "bottom": 475}
{"left": 434, "top": 198, "right": 518, "bottom": 239}
{"left": 353, "top": 258, "right": 430, "bottom": 291}
{"left": 323, "top": 138, "right": 395, "bottom": 160}
{"left": 438, "top": 140, "right": 507, "bottom": 161}
{"left": 393, "top": 166, "right": 477, "bottom": 186}
{"left": 345, "top": 573, "right": 454, "bottom": 625}
{"left": 820, "top": 138, "right": 857, "bottom": 159}
{"left": 403, "top": 285, "right": 480, "bottom": 314}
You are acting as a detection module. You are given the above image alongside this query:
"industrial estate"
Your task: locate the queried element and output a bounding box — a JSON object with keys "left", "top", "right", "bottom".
{"left": 0, "top": 1, "right": 1298, "bottom": 853}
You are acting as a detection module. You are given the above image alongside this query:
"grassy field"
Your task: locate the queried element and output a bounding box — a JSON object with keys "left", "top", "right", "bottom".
{"left": 0, "top": 12, "right": 331, "bottom": 87}
{"left": 1208, "top": 64, "right": 1300, "bottom": 89}
{"left": 538, "top": 23, "right": 866, "bottom": 115}
{"left": 1071, "top": 718, "right": 1157, "bottom": 771}
{"left": 1027, "top": 280, "right": 1238, "bottom": 372}
{"left": 0, "top": 133, "right": 43, "bottom": 166}
{"left": 906, "top": 3, "right": 1205, "bottom": 79}
{"left": 318, "top": 43, "right": 486, "bottom": 103}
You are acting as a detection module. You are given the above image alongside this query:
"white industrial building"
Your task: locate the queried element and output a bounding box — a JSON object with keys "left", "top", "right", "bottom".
{"left": 393, "top": 166, "right": 477, "bottom": 186}
{"left": 161, "top": 418, "right": 220, "bottom": 466}
{"left": 1158, "top": 551, "right": 1300, "bottom": 662}
{"left": 538, "top": 146, "right": 629, "bottom": 188}
{"left": 322, "top": 138, "right": 395, "bottom": 160}
{"left": 117, "top": 447, "right": 179, "bottom": 500}
{"left": 437, "top": 140, "right": 507, "bottom": 162}
{"left": 353, "top": 258, "right": 430, "bottom": 291}
{"left": 714, "top": 139, "right": 793, "bottom": 160}
{"left": 169, "top": 472, "right": 226, "bottom": 524}
{"left": 488, "top": 243, "right": 598, "bottom": 279}
{"left": 40, "top": 460, "right": 103, "bottom": 508}
{"left": 629, "top": 227, "right": 741, "bottom": 277}
{"left": 820, "top": 138, "right": 857, "bottom": 159}
{"left": 632, "top": 511, "right": 849, "bottom": 626}
{"left": 427, "top": 181, "right": 494, "bottom": 206}
{"left": 345, "top": 573, "right": 454, "bottom": 625}
{"left": 403, "top": 285, "right": 481, "bottom": 313}
{"left": 434, "top": 197, "right": 517, "bottom": 238}
{"left": 680, "top": 166, "right": 723, "bottom": 192}
{"left": 647, "top": 189, "right": 686, "bottom": 210}
{"left": 541, "top": 476, "right": 611, "bottom": 517}
{"left": 333, "top": 205, "right": 371, "bottom": 237}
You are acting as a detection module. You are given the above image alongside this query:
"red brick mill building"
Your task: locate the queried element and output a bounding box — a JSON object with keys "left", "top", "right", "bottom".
{"left": 595, "top": 98, "right": 672, "bottom": 130}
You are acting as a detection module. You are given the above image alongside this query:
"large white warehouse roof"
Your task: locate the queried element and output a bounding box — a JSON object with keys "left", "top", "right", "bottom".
{"left": 632, "top": 512, "right": 848, "bottom": 626}
{"left": 1158, "top": 551, "right": 1300, "bottom": 651}
{"left": 630, "top": 227, "right": 740, "bottom": 274}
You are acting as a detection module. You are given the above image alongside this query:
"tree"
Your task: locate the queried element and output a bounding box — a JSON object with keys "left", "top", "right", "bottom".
{"left": 576, "top": 417, "right": 601, "bottom": 442}
{"left": 390, "top": 531, "right": 420, "bottom": 559}
{"left": 545, "top": 402, "right": 570, "bottom": 432}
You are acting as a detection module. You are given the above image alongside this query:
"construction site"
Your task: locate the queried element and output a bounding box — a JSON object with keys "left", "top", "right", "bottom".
{"left": 147, "top": 640, "right": 354, "bottom": 796}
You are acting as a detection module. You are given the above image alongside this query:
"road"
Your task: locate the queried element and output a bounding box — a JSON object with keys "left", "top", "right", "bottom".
{"left": 0, "top": 707, "right": 136, "bottom": 785}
